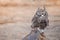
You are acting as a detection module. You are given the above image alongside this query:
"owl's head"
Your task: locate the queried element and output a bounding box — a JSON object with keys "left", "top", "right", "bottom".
{"left": 36, "top": 6, "right": 46, "bottom": 17}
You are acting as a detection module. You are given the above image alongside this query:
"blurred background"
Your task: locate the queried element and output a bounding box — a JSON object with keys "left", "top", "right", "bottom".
{"left": 0, "top": 0, "right": 60, "bottom": 40}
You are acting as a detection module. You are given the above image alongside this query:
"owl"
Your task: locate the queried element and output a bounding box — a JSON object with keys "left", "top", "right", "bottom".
{"left": 31, "top": 7, "right": 49, "bottom": 29}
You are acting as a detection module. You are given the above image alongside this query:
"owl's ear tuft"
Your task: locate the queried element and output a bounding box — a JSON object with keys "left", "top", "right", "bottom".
{"left": 43, "top": 5, "right": 46, "bottom": 11}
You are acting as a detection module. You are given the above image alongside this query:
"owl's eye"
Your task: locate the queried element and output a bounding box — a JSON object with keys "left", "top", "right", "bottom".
{"left": 42, "top": 12, "right": 46, "bottom": 16}
{"left": 39, "top": 15, "right": 41, "bottom": 16}
{"left": 37, "top": 14, "right": 41, "bottom": 16}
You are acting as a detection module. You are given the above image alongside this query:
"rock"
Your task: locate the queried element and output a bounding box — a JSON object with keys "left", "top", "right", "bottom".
{"left": 23, "top": 30, "right": 40, "bottom": 40}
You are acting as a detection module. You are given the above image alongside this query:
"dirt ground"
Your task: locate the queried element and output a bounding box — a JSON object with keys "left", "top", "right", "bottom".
{"left": 0, "top": 6, "right": 60, "bottom": 40}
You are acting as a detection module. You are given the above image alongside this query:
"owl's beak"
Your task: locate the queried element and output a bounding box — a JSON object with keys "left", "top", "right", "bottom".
{"left": 42, "top": 15, "right": 44, "bottom": 16}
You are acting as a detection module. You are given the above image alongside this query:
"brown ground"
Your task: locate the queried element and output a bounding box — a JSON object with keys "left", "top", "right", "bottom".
{"left": 0, "top": 6, "right": 60, "bottom": 40}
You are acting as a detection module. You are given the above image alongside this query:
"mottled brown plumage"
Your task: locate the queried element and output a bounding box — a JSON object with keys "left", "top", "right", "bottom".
{"left": 31, "top": 7, "right": 49, "bottom": 29}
